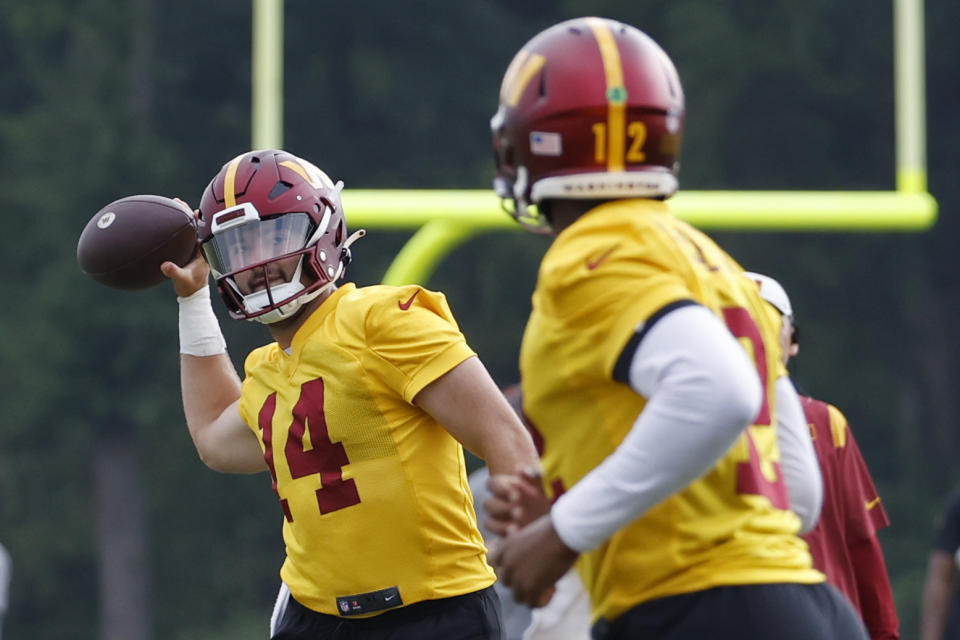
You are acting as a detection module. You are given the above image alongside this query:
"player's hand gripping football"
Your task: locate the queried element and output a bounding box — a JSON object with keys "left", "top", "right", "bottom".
{"left": 160, "top": 199, "right": 210, "bottom": 297}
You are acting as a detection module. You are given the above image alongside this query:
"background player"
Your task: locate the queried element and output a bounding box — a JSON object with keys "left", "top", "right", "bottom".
{"left": 469, "top": 383, "right": 592, "bottom": 640}
{"left": 483, "top": 17, "right": 868, "bottom": 639}
{"left": 920, "top": 488, "right": 960, "bottom": 640}
{"left": 747, "top": 271, "right": 900, "bottom": 639}
{"left": 161, "top": 149, "right": 539, "bottom": 639}
{"left": 0, "top": 543, "right": 9, "bottom": 640}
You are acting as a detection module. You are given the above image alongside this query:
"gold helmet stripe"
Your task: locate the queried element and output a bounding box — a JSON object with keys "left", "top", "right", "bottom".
{"left": 500, "top": 49, "right": 546, "bottom": 108}
{"left": 223, "top": 154, "right": 244, "bottom": 208}
{"left": 279, "top": 159, "right": 333, "bottom": 189}
{"left": 587, "top": 18, "right": 626, "bottom": 172}
{"left": 279, "top": 159, "right": 313, "bottom": 186}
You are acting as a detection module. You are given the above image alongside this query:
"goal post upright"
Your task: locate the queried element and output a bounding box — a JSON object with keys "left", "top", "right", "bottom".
{"left": 252, "top": 1, "right": 938, "bottom": 286}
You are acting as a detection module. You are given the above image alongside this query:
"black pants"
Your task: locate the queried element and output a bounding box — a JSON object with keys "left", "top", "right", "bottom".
{"left": 592, "top": 582, "right": 869, "bottom": 640}
{"left": 272, "top": 586, "right": 503, "bottom": 640}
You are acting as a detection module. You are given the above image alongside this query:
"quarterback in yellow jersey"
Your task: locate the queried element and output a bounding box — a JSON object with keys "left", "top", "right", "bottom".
{"left": 483, "top": 18, "right": 869, "bottom": 640}
{"left": 161, "top": 149, "right": 539, "bottom": 640}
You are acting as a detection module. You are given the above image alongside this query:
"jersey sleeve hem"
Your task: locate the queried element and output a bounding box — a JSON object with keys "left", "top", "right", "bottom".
{"left": 402, "top": 341, "right": 477, "bottom": 403}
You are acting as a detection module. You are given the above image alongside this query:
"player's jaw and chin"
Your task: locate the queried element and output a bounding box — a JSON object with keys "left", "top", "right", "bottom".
{"left": 197, "top": 235, "right": 323, "bottom": 330}
{"left": 233, "top": 256, "right": 301, "bottom": 296}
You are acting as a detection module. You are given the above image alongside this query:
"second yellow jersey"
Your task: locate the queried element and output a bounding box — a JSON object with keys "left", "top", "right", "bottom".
{"left": 519, "top": 200, "right": 823, "bottom": 623}
{"left": 238, "top": 283, "right": 496, "bottom": 616}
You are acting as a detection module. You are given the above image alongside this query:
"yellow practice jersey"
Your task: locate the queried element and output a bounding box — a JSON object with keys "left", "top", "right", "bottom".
{"left": 520, "top": 200, "right": 823, "bottom": 623}
{"left": 238, "top": 283, "right": 496, "bottom": 616}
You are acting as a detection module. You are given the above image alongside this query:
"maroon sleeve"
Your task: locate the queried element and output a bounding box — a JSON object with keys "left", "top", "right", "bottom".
{"left": 838, "top": 416, "right": 898, "bottom": 638}
{"left": 838, "top": 422, "right": 890, "bottom": 541}
{"left": 849, "top": 535, "right": 900, "bottom": 639}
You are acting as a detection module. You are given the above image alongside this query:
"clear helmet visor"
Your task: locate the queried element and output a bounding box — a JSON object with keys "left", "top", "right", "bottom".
{"left": 201, "top": 201, "right": 347, "bottom": 324}
{"left": 203, "top": 209, "right": 314, "bottom": 277}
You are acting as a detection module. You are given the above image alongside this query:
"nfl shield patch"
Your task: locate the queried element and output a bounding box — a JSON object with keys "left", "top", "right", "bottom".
{"left": 530, "top": 131, "right": 562, "bottom": 156}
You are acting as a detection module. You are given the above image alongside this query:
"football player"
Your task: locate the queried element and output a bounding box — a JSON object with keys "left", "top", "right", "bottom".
{"left": 470, "top": 384, "right": 592, "bottom": 640}
{"left": 921, "top": 488, "right": 960, "bottom": 640}
{"left": 0, "top": 542, "right": 9, "bottom": 640}
{"left": 483, "top": 17, "right": 869, "bottom": 639}
{"left": 747, "top": 272, "right": 900, "bottom": 639}
{"left": 161, "top": 149, "right": 539, "bottom": 640}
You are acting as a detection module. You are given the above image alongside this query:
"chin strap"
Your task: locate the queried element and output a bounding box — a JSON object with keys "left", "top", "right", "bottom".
{"left": 252, "top": 228, "right": 367, "bottom": 325}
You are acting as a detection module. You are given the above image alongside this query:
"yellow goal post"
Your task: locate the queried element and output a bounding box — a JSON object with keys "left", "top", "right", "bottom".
{"left": 252, "top": 0, "right": 937, "bottom": 286}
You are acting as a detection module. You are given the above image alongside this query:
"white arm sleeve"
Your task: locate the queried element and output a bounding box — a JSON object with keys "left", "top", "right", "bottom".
{"left": 775, "top": 377, "right": 823, "bottom": 533}
{"left": 551, "top": 304, "right": 763, "bottom": 552}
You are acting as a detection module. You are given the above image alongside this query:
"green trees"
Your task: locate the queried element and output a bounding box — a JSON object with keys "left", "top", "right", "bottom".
{"left": 0, "top": 1, "right": 956, "bottom": 637}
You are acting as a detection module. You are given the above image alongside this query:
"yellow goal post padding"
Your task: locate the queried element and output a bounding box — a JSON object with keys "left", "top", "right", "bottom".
{"left": 342, "top": 187, "right": 938, "bottom": 285}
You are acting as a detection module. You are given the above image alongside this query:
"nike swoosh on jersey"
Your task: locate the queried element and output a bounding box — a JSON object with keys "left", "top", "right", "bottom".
{"left": 398, "top": 289, "right": 420, "bottom": 310}
{"left": 865, "top": 496, "right": 882, "bottom": 511}
{"left": 586, "top": 245, "right": 620, "bottom": 270}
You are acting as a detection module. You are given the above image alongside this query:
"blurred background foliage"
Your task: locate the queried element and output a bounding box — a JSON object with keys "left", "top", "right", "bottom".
{"left": 0, "top": 0, "right": 957, "bottom": 638}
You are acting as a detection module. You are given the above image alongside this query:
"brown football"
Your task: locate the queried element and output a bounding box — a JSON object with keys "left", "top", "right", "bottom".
{"left": 77, "top": 195, "right": 199, "bottom": 290}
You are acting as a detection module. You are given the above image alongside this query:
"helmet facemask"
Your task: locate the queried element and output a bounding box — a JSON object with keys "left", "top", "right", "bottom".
{"left": 491, "top": 109, "right": 553, "bottom": 234}
{"left": 202, "top": 199, "right": 361, "bottom": 324}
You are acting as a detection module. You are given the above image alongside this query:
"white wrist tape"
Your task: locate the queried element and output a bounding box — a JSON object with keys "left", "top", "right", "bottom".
{"left": 177, "top": 285, "right": 227, "bottom": 356}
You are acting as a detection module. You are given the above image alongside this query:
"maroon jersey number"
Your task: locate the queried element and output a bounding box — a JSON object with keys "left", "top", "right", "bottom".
{"left": 722, "top": 306, "right": 789, "bottom": 510}
{"left": 258, "top": 378, "right": 361, "bottom": 521}
{"left": 515, "top": 409, "right": 568, "bottom": 503}
{"left": 721, "top": 306, "right": 770, "bottom": 426}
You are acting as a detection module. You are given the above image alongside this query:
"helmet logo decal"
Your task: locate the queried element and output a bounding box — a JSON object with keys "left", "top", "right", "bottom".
{"left": 606, "top": 86, "right": 628, "bottom": 104}
{"left": 530, "top": 131, "right": 562, "bottom": 156}
{"left": 500, "top": 50, "right": 545, "bottom": 107}
{"left": 97, "top": 212, "right": 116, "bottom": 229}
{"left": 587, "top": 17, "right": 627, "bottom": 172}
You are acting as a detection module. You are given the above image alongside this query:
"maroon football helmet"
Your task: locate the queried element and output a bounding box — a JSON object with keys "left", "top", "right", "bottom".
{"left": 197, "top": 149, "right": 363, "bottom": 323}
{"left": 491, "top": 17, "right": 685, "bottom": 232}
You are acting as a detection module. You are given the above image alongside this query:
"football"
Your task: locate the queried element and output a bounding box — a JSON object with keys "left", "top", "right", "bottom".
{"left": 77, "top": 194, "right": 199, "bottom": 290}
